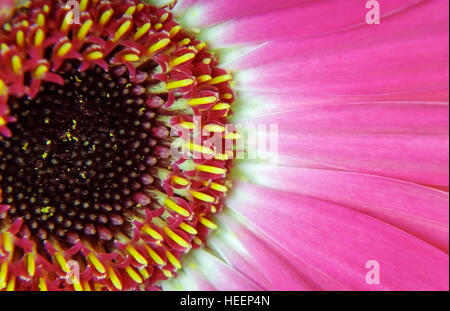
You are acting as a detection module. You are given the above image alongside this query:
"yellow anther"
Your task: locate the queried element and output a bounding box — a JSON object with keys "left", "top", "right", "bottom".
{"left": 179, "top": 38, "right": 191, "bottom": 46}
{"left": 211, "top": 206, "right": 217, "bottom": 213}
{"left": 77, "top": 19, "right": 93, "bottom": 41}
{"left": 187, "top": 96, "right": 217, "bottom": 106}
{"left": 147, "top": 38, "right": 170, "bottom": 54}
{"left": 160, "top": 13, "right": 169, "bottom": 22}
{"left": 172, "top": 176, "right": 190, "bottom": 187}
{"left": 0, "top": 79, "right": 7, "bottom": 96}
{"left": 164, "top": 199, "right": 190, "bottom": 217}
{"left": 0, "top": 117, "right": 6, "bottom": 127}
{"left": 6, "top": 276, "right": 15, "bottom": 291}
{"left": 214, "top": 153, "right": 230, "bottom": 161}
{"left": 55, "top": 252, "right": 70, "bottom": 273}
{"left": 196, "top": 164, "right": 227, "bottom": 175}
{"left": 212, "top": 103, "right": 231, "bottom": 111}
{"left": 22, "top": 20, "right": 29, "bottom": 27}
{"left": 142, "top": 225, "right": 163, "bottom": 240}
{"left": 163, "top": 227, "right": 190, "bottom": 248}
{"left": 88, "top": 253, "right": 106, "bottom": 274}
{"left": 204, "top": 124, "right": 225, "bottom": 133}
{"left": 137, "top": 3, "right": 145, "bottom": 11}
{"left": 57, "top": 42, "right": 72, "bottom": 58}
{"left": 196, "top": 75, "right": 212, "bottom": 83}
{"left": 87, "top": 51, "right": 103, "bottom": 60}
{"left": 169, "top": 25, "right": 182, "bottom": 38}
{"left": 0, "top": 262, "right": 8, "bottom": 290}
{"left": 113, "top": 20, "right": 132, "bottom": 42}
{"left": 16, "top": 30, "right": 24, "bottom": 47}
{"left": 180, "top": 121, "right": 194, "bottom": 130}
{"left": 170, "top": 53, "right": 195, "bottom": 68}
{"left": 43, "top": 5, "right": 50, "bottom": 13}
{"left": 209, "top": 74, "right": 232, "bottom": 85}
{"left": 27, "top": 253, "right": 36, "bottom": 277}
{"left": 225, "top": 132, "right": 242, "bottom": 140}
{"left": 223, "top": 93, "right": 233, "bottom": 100}
{"left": 154, "top": 23, "right": 163, "bottom": 31}
{"left": 180, "top": 222, "right": 198, "bottom": 235}
{"left": 80, "top": 0, "right": 89, "bottom": 11}
{"left": 2, "top": 232, "right": 12, "bottom": 253}
{"left": 166, "top": 251, "right": 182, "bottom": 270}
{"left": 125, "top": 266, "right": 143, "bottom": 284}
{"left": 134, "top": 23, "right": 151, "bottom": 41}
{"left": 83, "top": 281, "right": 92, "bottom": 291}
{"left": 194, "top": 237, "right": 203, "bottom": 246}
{"left": 108, "top": 267, "right": 122, "bottom": 290}
{"left": 145, "top": 245, "right": 165, "bottom": 266}
{"left": 204, "top": 181, "right": 228, "bottom": 193}
{"left": 185, "top": 142, "right": 214, "bottom": 155}
{"left": 72, "top": 279, "right": 83, "bottom": 291}
{"left": 190, "top": 191, "right": 215, "bottom": 203}
{"left": 36, "top": 13, "right": 45, "bottom": 27}
{"left": 123, "top": 54, "right": 140, "bottom": 62}
{"left": 139, "top": 267, "right": 150, "bottom": 280}
{"left": 166, "top": 79, "right": 194, "bottom": 90}
{"left": 125, "top": 5, "right": 136, "bottom": 15}
{"left": 39, "top": 278, "right": 47, "bottom": 291}
{"left": 199, "top": 216, "right": 218, "bottom": 230}
{"left": 161, "top": 269, "right": 173, "bottom": 278}
{"left": 126, "top": 245, "right": 148, "bottom": 266}
{"left": 34, "top": 29, "right": 45, "bottom": 46}
{"left": 99, "top": 9, "right": 114, "bottom": 26}
{"left": 11, "top": 55, "right": 22, "bottom": 74}
{"left": 34, "top": 64, "right": 48, "bottom": 78}
{"left": 195, "top": 42, "right": 206, "bottom": 51}
{"left": 61, "top": 11, "right": 74, "bottom": 32}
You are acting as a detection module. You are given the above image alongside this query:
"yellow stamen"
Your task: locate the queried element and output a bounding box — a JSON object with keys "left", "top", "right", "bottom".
{"left": 164, "top": 199, "right": 190, "bottom": 217}
{"left": 163, "top": 227, "right": 190, "bottom": 248}
{"left": 11, "top": 55, "right": 22, "bottom": 74}
{"left": 190, "top": 191, "right": 215, "bottom": 203}
{"left": 83, "top": 281, "right": 92, "bottom": 291}
{"left": 16, "top": 30, "right": 24, "bottom": 47}
{"left": 185, "top": 142, "right": 214, "bottom": 155}
{"left": 199, "top": 216, "right": 218, "bottom": 230}
{"left": 134, "top": 23, "right": 151, "bottom": 41}
{"left": 204, "top": 181, "right": 228, "bottom": 193}
{"left": 204, "top": 124, "right": 225, "bottom": 133}
{"left": 36, "top": 13, "right": 45, "bottom": 27}
{"left": 142, "top": 225, "right": 163, "bottom": 240}
{"left": 108, "top": 267, "right": 122, "bottom": 290}
{"left": 209, "top": 74, "right": 232, "bottom": 85}
{"left": 166, "top": 251, "right": 182, "bottom": 270}
{"left": 125, "top": 6, "right": 136, "bottom": 16}
{"left": 180, "top": 222, "right": 198, "bottom": 235}
{"left": 88, "top": 253, "right": 106, "bottom": 274}
{"left": 57, "top": 42, "right": 72, "bottom": 58}
{"left": 34, "top": 64, "right": 48, "bottom": 78}
{"left": 172, "top": 176, "right": 190, "bottom": 186}
{"left": 196, "top": 75, "right": 212, "bottom": 83}
{"left": 145, "top": 245, "right": 165, "bottom": 266}
{"left": 147, "top": 38, "right": 170, "bottom": 55}
{"left": 27, "top": 253, "right": 36, "bottom": 277}
{"left": 196, "top": 164, "right": 227, "bottom": 175}
{"left": 125, "top": 266, "right": 143, "bottom": 284}
{"left": 80, "top": 0, "right": 89, "bottom": 11}
{"left": 180, "top": 122, "right": 194, "bottom": 130}
{"left": 2, "top": 232, "right": 12, "bottom": 253}
{"left": 77, "top": 19, "right": 93, "bottom": 41}
{"left": 39, "top": 278, "right": 47, "bottom": 291}
{"left": 126, "top": 245, "right": 148, "bottom": 266}
{"left": 169, "top": 25, "right": 182, "bottom": 38}
{"left": 113, "top": 20, "right": 132, "bottom": 42}
{"left": 195, "top": 42, "right": 206, "bottom": 51}
{"left": 139, "top": 267, "right": 150, "bottom": 280}
{"left": 61, "top": 11, "right": 74, "bottom": 32}
{"left": 123, "top": 54, "right": 140, "bottom": 62}
{"left": 0, "top": 79, "right": 7, "bottom": 97}
{"left": 55, "top": 252, "right": 70, "bottom": 273}
{"left": 87, "top": 51, "right": 103, "bottom": 60}
{"left": 170, "top": 53, "right": 195, "bottom": 68}
{"left": 166, "top": 79, "right": 194, "bottom": 90}
{"left": 187, "top": 96, "right": 217, "bottom": 106}
{"left": 6, "top": 276, "right": 15, "bottom": 291}
{"left": 99, "top": 9, "right": 114, "bottom": 26}
{"left": 0, "top": 262, "right": 8, "bottom": 290}
{"left": 34, "top": 29, "right": 45, "bottom": 46}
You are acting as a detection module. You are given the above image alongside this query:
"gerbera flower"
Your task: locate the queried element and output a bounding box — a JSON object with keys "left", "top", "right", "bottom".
{"left": 0, "top": 0, "right": 448, "bottom": 292}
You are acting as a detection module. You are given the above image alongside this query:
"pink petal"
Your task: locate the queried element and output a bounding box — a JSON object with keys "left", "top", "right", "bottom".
{"left": 227, "top": 182, "right": 449, "bottom": 290}
{"left": 238, "top": 164, "right": 449, "bottom": 252}
{"left": 243, "top": 103, "right": 449, "bottom": 187}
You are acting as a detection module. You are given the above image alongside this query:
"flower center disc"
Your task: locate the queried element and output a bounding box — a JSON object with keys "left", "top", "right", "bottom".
{"left": 0, "top": 0, "right": 234, "bottom": 291}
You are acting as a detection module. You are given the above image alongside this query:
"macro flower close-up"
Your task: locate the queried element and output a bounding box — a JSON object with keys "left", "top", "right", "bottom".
{"left": 0, "top": 0, "right": 448, "bottom": 292}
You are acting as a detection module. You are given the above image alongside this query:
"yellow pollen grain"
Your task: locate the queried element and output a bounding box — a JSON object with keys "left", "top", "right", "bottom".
{"left": 199, "top": 216, "right": 218, "bottom": 230}
{"left": 16, "top": 30, "right": 24, "bottom": 47}
{"left": 134, "top": 23, "right": 151, "bottom": 40}
{"left": 209, "top": 74, "right": 232, "bottom": 85}
{"left": 145, "top": 245, "right": 165, "bottom": 266}
{"left": 0, "top": 262, "right": 7, "bottom": 290}
{"left": 126, "top": 245, "right": 148, "bottom": 266}
{"left": 190, "top": 191, "right": 215, "bottom": 203}
{"left": 27, "top": 253, "right": 36, "bottom": 276}
{"left": 11, "top": 55, "right": 22, "bottom": 74}
{"left": 166, "top": 79, "right": 194, "bottom": 90}
{"left": 169, "top": 25, "right": 182, "bottom": 38}
{"left": 36, "top": 14, "right": 45, "bottom": 27}
{"left": 99, "top": 9, "right": 114, "bottom": 26}
{"left": 125, "top": 6, "right": 136, "bottom": 16}
{"left": 88, "top": 253, "right": 106, "bottom": 274}
{"left": 166, "top": 251, "right": 182, "bottom": 270}
{"left": 187, "top": 96, "right": 217, "bottom": 106}
{"left": 164, "top": 199, "right": 190, "bottom": 217}
{"left": 142, "top": 225, "right": 163, "bottom": 240}
{"left": 77, "top": 20, "right": 93, "bottom": 41}
{"left": 196, "top": 75, "right": 212, "bottom": 83}
{"left": 55, "top": 252, "right": 71, "bottom": 273}
{"left": 180, "top": 222, "right": 198, "bottom": 235}
{"left": 170, "top": 53, "right": 195, "bottom": 68}
{"left": 147, "top": 38, "right": 170, "bottom": 55}
{"left": 113, "top": 20, "right": 132, "bottom": 42}
{"left": 125, "top": 266, "right": 143, "bottom": 284}
{"left": 172, "top": 176, "right": 190, "bottom": 186}
{"left": 34, "top": 64, "right": 48, "bottom": 78}
{"left": 163, "top": 227, "right": 190, "bottom": 248}
{"left": 196, "top": 164, "right": 227, "bottom": 175}
{"left": 108, "top": 267, "right": 123, "bottom": 290}
{"left": 87, "top": 51, "right": 103, "bottom": 60}
{"left": 204, "top": 124, "right": 225, "bottom": 133}
{"left": 57, "top": 42, "right": 72, "bottom": 58}
{"left": 123, "top": 54, "right": 140, "bottom": 62}
{"left": 185, "top": 142, "right": 214, "bottom": 155}
{"left": 34, "top": 29, "right": 45, "bottom": 46}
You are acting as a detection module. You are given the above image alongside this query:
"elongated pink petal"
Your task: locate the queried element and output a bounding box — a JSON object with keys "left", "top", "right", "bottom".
{"left": 238, "top": 164, "right": 449, "bottom": 252}
{"left": 227, "top": 182, "right": 449, "bottom": 290}
{"left": 242, "top": 103, "right": 449, "bottom": 186}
